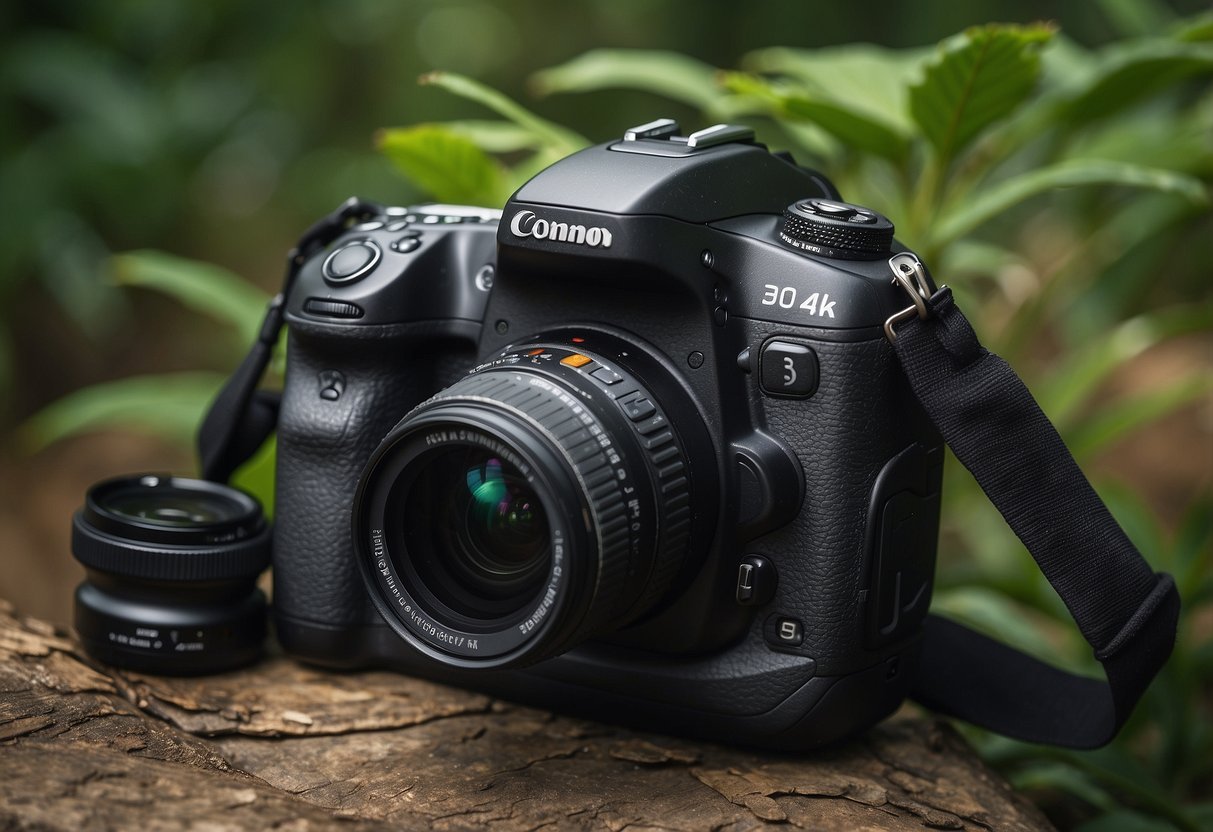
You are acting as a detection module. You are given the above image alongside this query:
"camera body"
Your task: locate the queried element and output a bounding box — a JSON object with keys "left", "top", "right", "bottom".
{"left": 272, "top": 120, "right": 943, "bottom": 749}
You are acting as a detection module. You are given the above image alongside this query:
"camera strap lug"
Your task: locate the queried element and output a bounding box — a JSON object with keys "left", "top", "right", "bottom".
{"left": 883, "top": 252, "right": 937, "bottom": 342}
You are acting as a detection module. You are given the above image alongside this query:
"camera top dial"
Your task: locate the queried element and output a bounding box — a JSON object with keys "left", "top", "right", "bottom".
{"left": 778, "top": 199, "right": 894, "bottom": 260}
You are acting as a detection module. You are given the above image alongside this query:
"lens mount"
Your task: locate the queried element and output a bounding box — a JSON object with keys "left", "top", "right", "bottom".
{"left": 355, "top": 340, "right": 700, "bottom": 669}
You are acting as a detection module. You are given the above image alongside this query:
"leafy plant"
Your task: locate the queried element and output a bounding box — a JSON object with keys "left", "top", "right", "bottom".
{"left": 20, "top": 250, "right": 279, "bottom": 507}
{"left": 25, "top": 14, "right": 1213, "bottom": 829}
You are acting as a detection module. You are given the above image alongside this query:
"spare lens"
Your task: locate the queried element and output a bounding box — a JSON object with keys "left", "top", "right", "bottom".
{"left": 71, "top": 474, "right": 271, "bottom": 675}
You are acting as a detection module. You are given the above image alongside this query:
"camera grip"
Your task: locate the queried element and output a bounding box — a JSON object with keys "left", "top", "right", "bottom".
{"left": 753, "top": 333, "right": 941, "bottom": 673}
{"left": 273, "top": 324, "right": 437, "bottom": 629}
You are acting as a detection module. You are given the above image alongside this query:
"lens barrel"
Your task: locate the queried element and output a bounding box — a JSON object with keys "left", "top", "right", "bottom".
{"left": 71, "top": 475, "right": 271, "bottom": 674}
{"left": 355, "top": 340, "right": 699, "bottom": 669}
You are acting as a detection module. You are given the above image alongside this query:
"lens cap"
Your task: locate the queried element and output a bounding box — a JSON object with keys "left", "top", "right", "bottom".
{"left": 71, "top": 474, "right": 271, "bottom": 675}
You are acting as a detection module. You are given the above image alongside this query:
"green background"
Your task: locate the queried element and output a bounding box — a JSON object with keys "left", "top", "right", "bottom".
{"left": 1, "top": 2, "right": 1210, "bottom": 829}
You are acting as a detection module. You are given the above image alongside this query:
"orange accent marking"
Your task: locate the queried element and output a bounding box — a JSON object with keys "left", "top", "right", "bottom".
{"left": 527, "top": 348, "right": 545, "bottom": 355}
{"left": 560, "top": 353, "right": 592, "bottom": 368}
{"left": 571, "top": 337, "right": 585, "bottom": 343}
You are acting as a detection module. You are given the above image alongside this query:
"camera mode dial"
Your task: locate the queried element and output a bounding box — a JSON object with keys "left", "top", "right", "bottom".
{"left": 778, "top": 199, "right": 893, "bottom": 261}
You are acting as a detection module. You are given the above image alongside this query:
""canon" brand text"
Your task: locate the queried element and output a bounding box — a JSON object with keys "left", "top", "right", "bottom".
{"left": 509, "top": 210, "right": 613, "bottom": 248}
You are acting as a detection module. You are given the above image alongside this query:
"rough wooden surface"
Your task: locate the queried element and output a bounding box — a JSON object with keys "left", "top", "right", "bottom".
{"left": 0, "top": 600, "right": 1053, "bottom": 831}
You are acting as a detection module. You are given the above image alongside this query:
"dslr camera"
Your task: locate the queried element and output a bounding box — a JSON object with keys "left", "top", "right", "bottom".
{"left": 274, "top": 118, "right": 943, "bottom": 749}
{"left": 74, "top": 119, "right": 946, "bottom": 749}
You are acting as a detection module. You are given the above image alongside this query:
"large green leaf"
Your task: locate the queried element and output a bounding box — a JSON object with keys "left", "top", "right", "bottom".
{"left": 1059, "top": 40, "right": 1213, "bottom": 126}
{"left": 909, "top": 23, "right": 1055, "bottom": 170}
{"left": 933, "top": 158, "right": 1208, "bottom": 247}
{"left": 110, "top": 250, "right": 268, "bottom": 342}
{"left": 742, "top": 44, "right": 927, "bottom": 134}
{"left": 721, "top": 73, "right": 910, "bottom": 162}
{"left": 376, "top": 124, "right": 513, "bottom": 206}
{"left": 418, "top": 72, "right": 587, "bottom": 155}
{"left": 18, "top": 372, "right": 224, "bottom": 451}
{"left": 442, "top": 120, "right": 548, "bottom": 153}
{"left": 532, "top": 49, "right": 726, "bottom": 113}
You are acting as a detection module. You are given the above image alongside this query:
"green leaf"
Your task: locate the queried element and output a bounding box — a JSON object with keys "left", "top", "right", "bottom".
{"left": 1010, "top": 763, "right": 1116, "bottom": 811}
{"left": 1094, "top": 0, "right": 1177, "bottom": 39}
{"left": 442, "top": 120, "right": 548, "bottom": 153}
{"left": 721, "top": 73, "right": 910, "bottom": 162}
{"left": 418, "top": 72, "right": 587, "bottom": 155}
{"left": 18, "top": 372, "right": 224, "bottom": 452}
{"left": 909, "top": 23, "right": 1056, "bottom": 170}
{"left": 1065, "top": 374, "right": 1213, "bottom": 459}
{"left": 1040, "top": 304, "right": 1213, "bottom": 424}
{"left": 110, "top": 251, "right": 269, "bottom": 342}
{"left": 1176, "top": 12, "right": 1213, "bottom": 42}
{"left": 1172, "top": 500, "right": 1213, "bottom": 595}
{"left": 1060, "top": 40, "right": 1213, "bottom": 125}
{"left": 1074, "top": 808, "right": 1191, "bottom": 832}
{"left": 742, "top": 44, "right": 927, "bottom": 134}
{"left": 532, "top": 49, "right": 725, "bottom": 112}
{"left": 376, "top": 124, "right": 513, "bottom": 206}
{"left": 931, "top": 586, "right": 1066, "bottom": 662}
{"left": 934, "top": 159, "right": 1208, "bottom": 246}
{"left": 231, "top": 435, "right": 276, "bottom": 519}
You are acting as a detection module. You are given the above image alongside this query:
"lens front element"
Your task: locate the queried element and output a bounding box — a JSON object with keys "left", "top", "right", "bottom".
{"left": 402, "top": 447, "right": 551, "bottom": 618}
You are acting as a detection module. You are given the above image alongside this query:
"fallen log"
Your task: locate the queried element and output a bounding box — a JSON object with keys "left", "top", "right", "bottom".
{"left": 0, "top": 600, "right": 1052, "bottom": 830}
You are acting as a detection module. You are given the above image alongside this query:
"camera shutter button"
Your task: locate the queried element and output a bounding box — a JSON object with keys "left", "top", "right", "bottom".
{"left": 323, "top": 240, "right": 381, "bottom": 284}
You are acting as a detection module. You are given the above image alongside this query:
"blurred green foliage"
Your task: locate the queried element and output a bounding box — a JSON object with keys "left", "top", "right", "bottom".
{"left": 8, "top": 1, "right": 1213, "bottom": 829}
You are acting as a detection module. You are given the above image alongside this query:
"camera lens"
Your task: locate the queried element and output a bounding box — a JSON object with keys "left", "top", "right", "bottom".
{"left": 71, "top": 475, "right": 271, "bottom": 675}
{"left": 355, "top": 337, "right": 714, "bottom": 669}
{"left": 403, "top": 447, "right": 550, "bottom": 616}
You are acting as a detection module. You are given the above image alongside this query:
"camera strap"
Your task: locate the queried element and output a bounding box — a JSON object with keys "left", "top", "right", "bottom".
{"left": 886, "top": 278, "right": 1180, "bottom": 748}
{"left": 198, "top": 197, "right": 382, "bottom": 483}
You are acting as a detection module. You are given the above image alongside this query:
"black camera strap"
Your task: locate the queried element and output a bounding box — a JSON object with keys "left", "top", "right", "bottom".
{"left": 885, "top": 266, "right": 1179, "bottom": 748}
{"left": 198, "top": 198, "right": 382, "bottom": 482}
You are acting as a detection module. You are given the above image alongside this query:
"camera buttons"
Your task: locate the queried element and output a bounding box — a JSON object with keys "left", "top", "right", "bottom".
{"left": 322, "top": 240, "right": 381, "bottom": 284}
{"left": 806, "top": 199, "right": 854, "bottom": 217}
{"left": 303, "top": 298, "right": 364, "bottom": 319}
{"left": 590, "top": 366, "right": 623, "bottom": 385}
{"left": 735, "top": 555, "right": 776, "bottom": 606}
{"left": 617, "top": 391, "right": 656, "bottom": 422}
{"left": 390, "top": 235, "right": 422, "bottom": 254}
{"left": 761, "top": 615, "right": 804, "bottom": 650}
{"left": 759, "top": 339, "right": 818, "bottom": 398}
{"left": 776, "top": 619, "right": 803, "bottom": 645}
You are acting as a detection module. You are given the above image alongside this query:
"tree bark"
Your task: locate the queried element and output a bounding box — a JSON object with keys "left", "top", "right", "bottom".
{"left": 0, "top": 600, "right": 1053, "bottom": 831}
